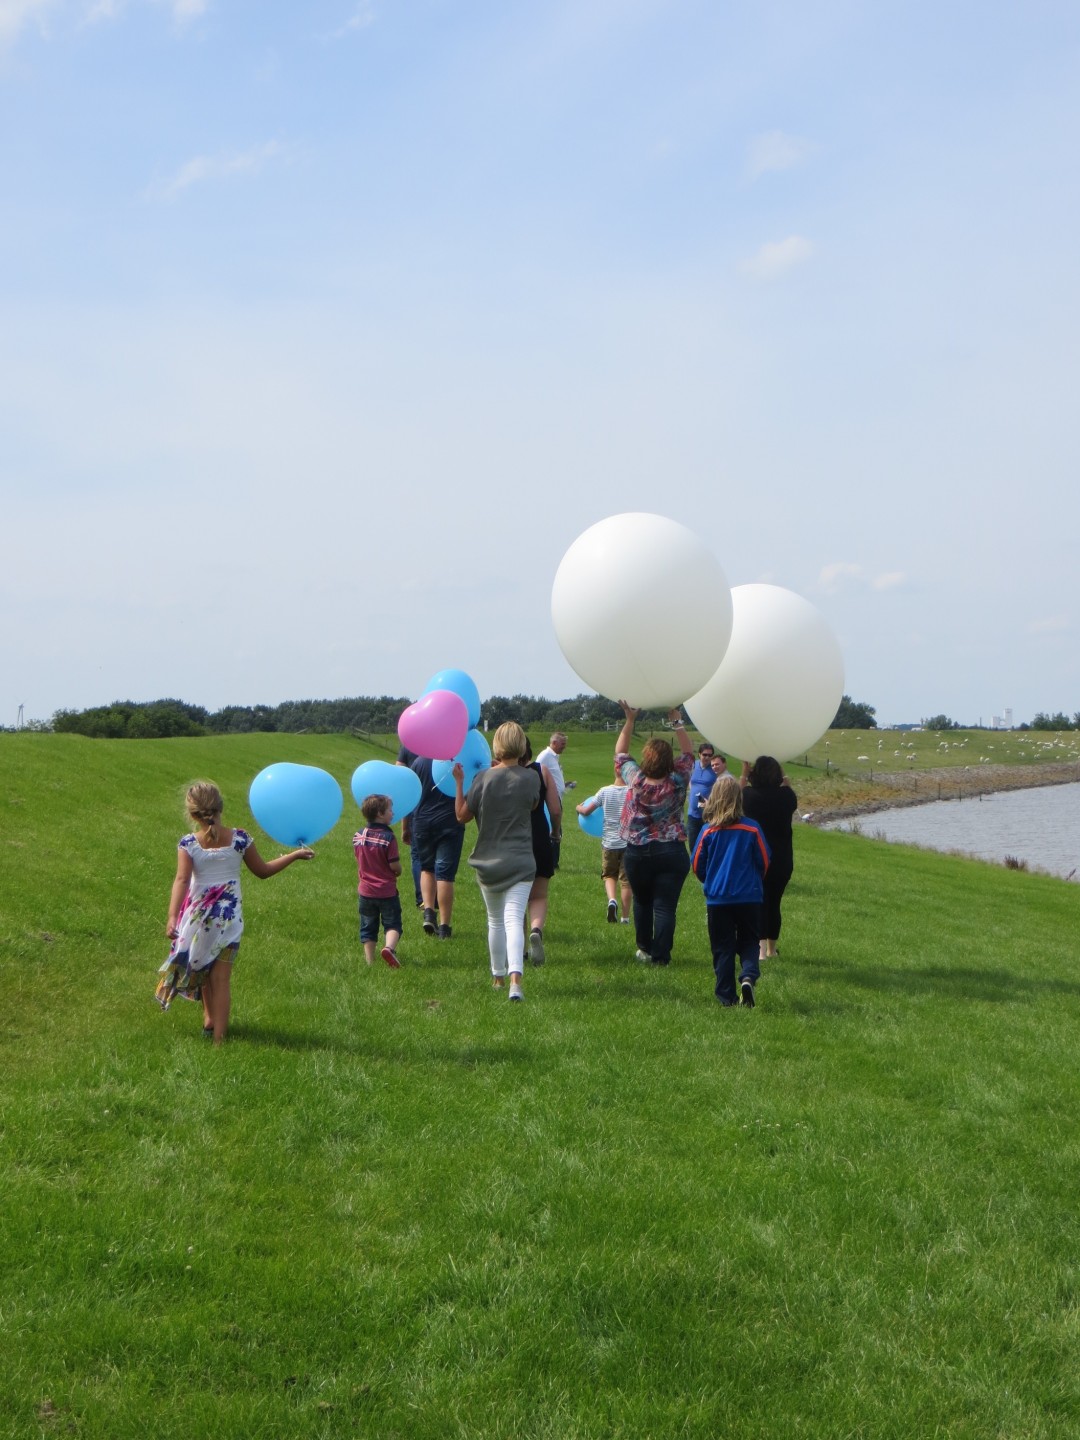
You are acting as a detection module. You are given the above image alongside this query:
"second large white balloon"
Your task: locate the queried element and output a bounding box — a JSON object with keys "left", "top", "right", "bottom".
{"left": 685, "top": 584, "right": 844, "bottom": 761}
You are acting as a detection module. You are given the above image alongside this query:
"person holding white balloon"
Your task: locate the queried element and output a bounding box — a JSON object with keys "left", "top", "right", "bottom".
{"left": 614, "top": 702, "right": 695, "bottom": 967}
{"left": 453, "top": 722, "right": 542, "bottom": 1002}
{"left": 740, "top": 756, "right": 798, "bottom": 962}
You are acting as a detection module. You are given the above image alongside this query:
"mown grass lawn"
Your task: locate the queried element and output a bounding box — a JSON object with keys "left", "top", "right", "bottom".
{"left": 2, "top": 731, "right": 1079, "bottom": 1438}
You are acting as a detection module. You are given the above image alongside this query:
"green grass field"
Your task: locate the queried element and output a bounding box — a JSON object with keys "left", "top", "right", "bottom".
{"left": 3, "top": 730, "right": 1080, "bottom": 1438}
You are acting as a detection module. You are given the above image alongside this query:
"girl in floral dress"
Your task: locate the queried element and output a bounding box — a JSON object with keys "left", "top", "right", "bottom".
{"left": 157, "top": 781, "right": 313, "bottom": 1044}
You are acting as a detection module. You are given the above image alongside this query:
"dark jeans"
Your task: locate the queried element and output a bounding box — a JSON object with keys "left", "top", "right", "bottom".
{"left": 623, "top": 840, "right": 691, "bottom": 965}
{"left": 410, "top": 845, "right": 422, "bottom": 907}
{"left": 707, "top": 902, "right": 761, "bottom": 1003}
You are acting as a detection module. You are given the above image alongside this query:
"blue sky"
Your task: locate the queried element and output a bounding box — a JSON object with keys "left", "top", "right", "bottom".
{"left": 2, "top": 0, "right": 1078, "bottom": 728}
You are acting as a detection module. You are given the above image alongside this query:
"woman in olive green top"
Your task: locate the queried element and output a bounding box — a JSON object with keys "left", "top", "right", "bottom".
{"left": 453, "top": 721, "right": 540, "bottom": 1002}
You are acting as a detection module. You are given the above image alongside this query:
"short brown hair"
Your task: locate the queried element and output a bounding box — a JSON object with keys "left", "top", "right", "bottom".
{"left": 361, "top": 794, "right": 392, "bottom": 823}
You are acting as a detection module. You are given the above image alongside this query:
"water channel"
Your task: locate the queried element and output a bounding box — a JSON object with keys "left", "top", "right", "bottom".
{"left": 822, "top": 781, "right": 1080, "bottom": 880}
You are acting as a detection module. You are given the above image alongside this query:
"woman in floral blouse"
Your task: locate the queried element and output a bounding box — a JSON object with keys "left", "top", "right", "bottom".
{"left": 614, "top": 702, "right": 695, "bottom": 967}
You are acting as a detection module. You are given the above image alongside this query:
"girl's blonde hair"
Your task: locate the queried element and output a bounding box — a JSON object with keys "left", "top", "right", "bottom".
{"left": 701, "top": 773, "right": 742, "bottom": 828}
{"left": 186, "top": 780, "right": 224, "bottom": 844}
{"left": 492, "top": 721, "right": 527, "bottom": 762}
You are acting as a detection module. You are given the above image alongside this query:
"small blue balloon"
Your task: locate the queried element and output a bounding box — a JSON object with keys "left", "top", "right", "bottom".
{"left": 249, "top": 763, "right": 343, "bottom": 847}
{"left": 350, "top": 760, "right": 422, "bottom": 822}
{"left": 433, "top": 727, "right": 492, "bottom": 797}
{"left": 423, "top": 667, "right": 482, "bottom": 729}
{"left": 577, "top": 798, "right": 605, "bottom": 838}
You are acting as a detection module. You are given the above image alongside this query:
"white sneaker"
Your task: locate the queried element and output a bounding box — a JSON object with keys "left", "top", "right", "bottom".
{"left": 528, "top": 929, "right": 545, "bottom": 966}
{"left": 635, "top": 948, "right": 652, "bottom": 963}
{"left": 508, "top": 981, "right": 524, "bottom": 1002}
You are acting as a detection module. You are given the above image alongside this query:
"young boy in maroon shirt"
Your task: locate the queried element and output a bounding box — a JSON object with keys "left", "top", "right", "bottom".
{"left": 353, "top": 794, "right": 403, "bottom": 968}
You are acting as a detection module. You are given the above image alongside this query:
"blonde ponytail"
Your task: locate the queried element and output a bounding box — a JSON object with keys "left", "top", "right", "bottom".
{"left": 186, "top": 781, "right": 224, "bottom": 843}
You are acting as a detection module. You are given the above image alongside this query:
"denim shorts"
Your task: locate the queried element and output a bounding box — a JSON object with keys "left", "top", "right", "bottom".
{"left": 358, "top": 894, "right": 403, "bottom": 943}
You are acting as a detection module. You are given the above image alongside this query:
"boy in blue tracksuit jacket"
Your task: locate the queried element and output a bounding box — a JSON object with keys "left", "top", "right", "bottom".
{"left": 691, "top": 775, "right": 770, "bottom": 1007}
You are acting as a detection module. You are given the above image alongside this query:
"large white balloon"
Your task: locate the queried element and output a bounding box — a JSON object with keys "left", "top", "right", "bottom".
{"left": 551, "top": 513, "right": 733, "bottom": 708}
{"left": 684, "top": 584, "right": 844, "bottom": 761}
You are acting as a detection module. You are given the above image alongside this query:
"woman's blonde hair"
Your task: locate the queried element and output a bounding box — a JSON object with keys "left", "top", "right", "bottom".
{"left": 701, "top": 773, "right": 742, "bottom": 828}
{"left": 186, "top": 780, "right": 224, "bottom": 844}
{"left": 492, "top": 721, "right": 527, "bottom": 762}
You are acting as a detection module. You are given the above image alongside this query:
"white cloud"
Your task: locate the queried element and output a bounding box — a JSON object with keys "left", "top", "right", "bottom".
{"left": 818, "top": 562, "right": 863, "bottom": 594}
{"left": 84, "top": 0, "right": 123, "bottom": 21}
{"left": 0, "top": 0, "right": 54, "bottom": 45}
{"left": 746, "top": 129, "right": 817, "bottom": 179}
{"left": 819, "top": 564, "right": 907, "bottom": 596}
{"left": 6, "top": 0, "right": 205, "bottom": 38}
{"left": 740, "top": 234, "right": 813, "bottom": 281}
{"left": 144, "top": 140, "right": 285, "bottom": 202}
{"left": 817, "top": 555, "right": 915, "bottom": 590}
{"left": 332, "top": 2, "right": 374, "bottom": 37}
{"left": 169, "top": 0, "right": 207, "bottom": 20}
{"left": 1027, "top": 614, "right": 1071, "bottom": 636}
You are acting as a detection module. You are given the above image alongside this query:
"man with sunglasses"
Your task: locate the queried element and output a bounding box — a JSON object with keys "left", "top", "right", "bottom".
{"left": 687, "top": 742, "right": 722, "bottom": 856}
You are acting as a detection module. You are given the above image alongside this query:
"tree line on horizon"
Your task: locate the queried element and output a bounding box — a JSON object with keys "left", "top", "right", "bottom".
{"left": 9, "top": 694, "right": 1074, "bottom": 740}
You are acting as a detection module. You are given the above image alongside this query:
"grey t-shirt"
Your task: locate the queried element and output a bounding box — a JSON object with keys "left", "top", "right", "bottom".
{"left": 466, "top": 764, "right": 541, "bottom": 887}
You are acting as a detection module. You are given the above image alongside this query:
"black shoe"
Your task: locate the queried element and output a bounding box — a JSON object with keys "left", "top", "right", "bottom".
{"left": 607, "top": 900, "right": 618, "bottom": 923}
{"left": 740, "top": 978, "right": 756, "bottom": 1007}
{"left": 422, "top": 909, "right": 437, "bottom": 935}
{"left": 437, "top": 924, "right": 452, "bottom": 940}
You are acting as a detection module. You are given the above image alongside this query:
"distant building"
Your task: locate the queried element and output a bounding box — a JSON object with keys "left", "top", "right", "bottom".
{"left": 990, "top": 708, "right": 1013, "bottom": 730}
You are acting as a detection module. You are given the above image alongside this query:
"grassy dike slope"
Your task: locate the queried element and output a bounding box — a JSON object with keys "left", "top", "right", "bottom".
{"left": 2, "top": 732, "right": 1079, "bottom": 1439}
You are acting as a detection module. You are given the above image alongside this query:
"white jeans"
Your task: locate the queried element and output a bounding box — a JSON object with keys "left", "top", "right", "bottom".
{"left": 478, "top": 878, "right": 533, "bottom": 977}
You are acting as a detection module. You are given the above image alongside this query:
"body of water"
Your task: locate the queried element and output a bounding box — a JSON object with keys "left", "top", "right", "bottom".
{"left": 822, "top": 781, "right": 1080, "bottom": 880}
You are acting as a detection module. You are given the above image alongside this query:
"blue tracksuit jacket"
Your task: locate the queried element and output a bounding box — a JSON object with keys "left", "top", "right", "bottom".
{"left": 691, "top": 820, "right": 770, "bottom": 905}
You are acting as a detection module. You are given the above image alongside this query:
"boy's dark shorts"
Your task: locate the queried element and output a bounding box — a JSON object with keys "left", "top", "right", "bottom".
{"left": 358, "top": 894, "right": 403, "bottom": 943}
{"left": 413, "top": 822, "right": 465, "bottom": 881}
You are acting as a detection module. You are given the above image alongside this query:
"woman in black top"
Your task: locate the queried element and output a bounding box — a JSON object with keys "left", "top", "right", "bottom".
{"left": 740, "top": 756, "right": 798, "bottom": 962}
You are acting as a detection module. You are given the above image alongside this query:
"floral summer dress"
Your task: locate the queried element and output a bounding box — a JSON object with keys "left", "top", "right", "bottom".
{"left": 155, "top": 829, "right": 252, "bottom": 1010}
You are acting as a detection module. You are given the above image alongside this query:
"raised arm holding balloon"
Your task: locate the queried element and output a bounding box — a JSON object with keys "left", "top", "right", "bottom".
{"left": 614, "top": 702, "right": 695, "bottom": 968}
{"left": 157, "top": 780, "right": 313, "bottom": 1045}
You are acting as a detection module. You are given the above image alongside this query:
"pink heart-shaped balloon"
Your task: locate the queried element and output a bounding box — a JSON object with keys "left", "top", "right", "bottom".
{"left": 397, "top": 689, "right": 469, "bottom": 761}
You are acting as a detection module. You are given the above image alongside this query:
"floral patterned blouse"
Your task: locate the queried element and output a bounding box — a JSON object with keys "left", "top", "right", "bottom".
{"left": 615, "top": 752, "right": 694, "bottom": 846}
